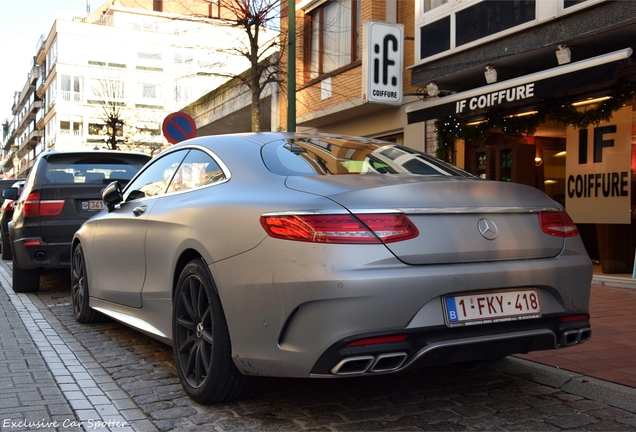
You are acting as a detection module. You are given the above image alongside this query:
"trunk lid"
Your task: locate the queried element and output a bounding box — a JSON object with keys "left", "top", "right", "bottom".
{"left": 285, "top": 175, "right": 564, "bottom": 265}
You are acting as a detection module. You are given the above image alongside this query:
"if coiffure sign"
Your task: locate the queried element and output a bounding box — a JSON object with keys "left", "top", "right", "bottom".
{"left": 362, "top": 21, "right": 404, "bottom": 106}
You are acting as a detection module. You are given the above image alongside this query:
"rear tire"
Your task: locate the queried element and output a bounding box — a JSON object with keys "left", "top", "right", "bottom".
{"left": 71, "top": 243, "right": 104, "bottom": 323}
{"left": 173, "top": 259, "right": 260, "bottom": 404}
{"left": 12, "top": 264, "right": 40, "bottom": 293}
{"left": 2, "top": 238, "right": 12, "bottom": 260}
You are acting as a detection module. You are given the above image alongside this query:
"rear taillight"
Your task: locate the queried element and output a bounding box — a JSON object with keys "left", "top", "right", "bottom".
{"left": 539, "top": 211, "right": 579, "bottom": 237}
{"left": 23, "top": 192, "right": 65, "bottom": 217}
{"left": 260, "top": 213, "right": 418, "bottom": 244}
{"left": 5, "top": 200, "right": 15, "bottom": 211}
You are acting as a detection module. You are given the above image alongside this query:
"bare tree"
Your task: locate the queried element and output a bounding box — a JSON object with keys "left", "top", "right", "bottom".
{"left": 173, "top": 0, "right": 283, "bottom": 132}
{"left": 90, "top": 75, "right": 127, "bottom": 150}
{"left": 90, "top": 73, "right": 166, "bottom": 155}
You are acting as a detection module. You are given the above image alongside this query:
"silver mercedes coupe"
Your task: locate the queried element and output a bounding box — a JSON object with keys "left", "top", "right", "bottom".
{"left": 71, "top": 133, "right": 592, "bottom": 404}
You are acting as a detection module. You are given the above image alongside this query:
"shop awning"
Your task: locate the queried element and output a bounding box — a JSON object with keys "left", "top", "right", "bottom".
{"left": 406, "top": 48, "right": 633, "bottom": 124}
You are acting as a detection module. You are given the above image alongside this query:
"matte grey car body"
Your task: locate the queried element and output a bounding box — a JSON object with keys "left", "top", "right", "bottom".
{"left": 72, "top": 133, "right": 592, "bottom": 404}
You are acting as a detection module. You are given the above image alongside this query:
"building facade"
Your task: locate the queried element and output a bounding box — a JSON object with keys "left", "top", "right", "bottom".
{"left": 277, "top": 0, "right": 636, "bottom": 275}
{"left": 2, "top": 0, "right": 260, "bottom": 177}
{"left": 278, "top": 0, "right": 434, "bottom": 151}
{"left": 406, "top": 0, "right": 636, "bottom": 274}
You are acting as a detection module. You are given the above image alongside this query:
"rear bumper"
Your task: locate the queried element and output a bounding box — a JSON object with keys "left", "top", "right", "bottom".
{"left": 210, "top": 237, "right": 593, "bottom": 378}
{"left": 11, "top": 236, "right": 71, "bottom": 270}
{"left": 310, "top": 316, "right": 591, "bottom": 377}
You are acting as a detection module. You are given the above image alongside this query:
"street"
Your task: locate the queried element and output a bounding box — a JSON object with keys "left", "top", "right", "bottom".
{"left": 1, "top": 267, "right": 628, "bottom": 431}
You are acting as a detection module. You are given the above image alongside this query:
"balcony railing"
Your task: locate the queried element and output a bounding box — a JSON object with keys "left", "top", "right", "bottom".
{"left": 60, "top": 91, "right": 82, "bottom": 103}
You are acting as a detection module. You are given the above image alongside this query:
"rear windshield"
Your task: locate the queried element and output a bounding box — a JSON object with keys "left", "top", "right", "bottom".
{"left": 262, "top": 137, "right": 473, "bottom": 177}
{"left": 36, "top": 153, "right": 150, "bottom": 186}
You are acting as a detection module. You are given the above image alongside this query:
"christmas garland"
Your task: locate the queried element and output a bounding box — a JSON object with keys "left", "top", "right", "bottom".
{"left": 434, "top": 81, "right": 636, "bottom": 160}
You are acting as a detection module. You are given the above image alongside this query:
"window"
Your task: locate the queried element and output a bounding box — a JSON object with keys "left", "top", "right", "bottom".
{"left": 124, "top": 150, "right": 188, "bottom": 201}
{"left": 420, "top": 17, "right": 450, "bottom": 59}
{"left": 59, "top": 117, "right": 83, "bottom": 137}
{"left": 424, "top": 0, "right": 448, "bottom": 13}
{"left": 456, "top": 0, "right": 535, "bottom": 47}
{"left": 306, "top": 0, "right": 360, "bottom": 81}
{"left": 60, "top": 74, "right": 83, "bottom": 103}
{"left": 166, "top": 150, "right": 227, "bottom": 193}
{"left": 140, "top": 83, "right": 160, "bottom": 99}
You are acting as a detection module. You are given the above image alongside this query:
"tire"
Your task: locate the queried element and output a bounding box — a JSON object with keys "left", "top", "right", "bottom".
{"left": 71, "top": 244, "right": 104, "bottom": 323}
{"left": 2, "top": 238, "right": 12, "bottom": 260}
{"left": 12, "top": 264, "right": 40, "bottom": 293}
{"left": 173, "top": 259, "right": 260, "bottom": 404}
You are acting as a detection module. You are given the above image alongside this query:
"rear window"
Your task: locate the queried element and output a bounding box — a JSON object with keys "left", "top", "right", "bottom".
{"left": 36, "top": 153, "right": 150, "bottom": 186}
{"left": 261, "top": 137, "right": 473, "bottom": 177}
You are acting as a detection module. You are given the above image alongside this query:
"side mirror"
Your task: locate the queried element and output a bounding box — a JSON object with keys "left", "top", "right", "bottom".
{"left": 102, "top": 181, "right": 123, "bottom": 212}
{"left": 1, "top": 187, "right": 19, "bottom": 200}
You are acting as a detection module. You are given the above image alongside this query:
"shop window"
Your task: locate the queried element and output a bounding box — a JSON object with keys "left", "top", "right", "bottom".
{"left": 456, "top": 0, "right": 535, "bottom": 47}
{"left": 420, "top": 17, "right": 450, "bottom": 59}
{"left": 305, "top": 0, "right": 360, "bottom": 81}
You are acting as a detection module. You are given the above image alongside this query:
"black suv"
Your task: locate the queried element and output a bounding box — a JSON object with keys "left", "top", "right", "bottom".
{"left": 10, "top": 150, "right": 151, "bottom": 293}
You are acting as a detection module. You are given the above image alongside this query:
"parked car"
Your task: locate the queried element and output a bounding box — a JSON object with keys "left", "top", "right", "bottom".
{"left": 1, "top": 180, "right": 26, "bottom": 260}
{"left": 0, "top": 178, "right": 25, "bottom": 207}
{"left": 72, "top": 133, "right": 592, "bottom": 404}
{"left": 10, "top": 149, "right": 151, "bottom": 293}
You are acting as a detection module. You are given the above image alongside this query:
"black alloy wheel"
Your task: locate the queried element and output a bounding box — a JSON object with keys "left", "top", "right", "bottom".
{"left": 173, "top": 259, "right": 259, "bottom": 404}
{"left": 71, "top": 244, "right": 103, "bottom": 323}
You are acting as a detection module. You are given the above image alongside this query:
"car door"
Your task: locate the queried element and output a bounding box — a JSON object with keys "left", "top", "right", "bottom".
{"left": 90, "top": 150, "right": 189, "bottom": 307}
{"left": 141, "top": 149, "right": 229, "bottom": 302}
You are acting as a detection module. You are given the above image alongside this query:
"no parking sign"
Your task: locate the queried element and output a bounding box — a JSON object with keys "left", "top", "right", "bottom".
{"left": 162, "top": 112, "right": 197, "bottom": 144}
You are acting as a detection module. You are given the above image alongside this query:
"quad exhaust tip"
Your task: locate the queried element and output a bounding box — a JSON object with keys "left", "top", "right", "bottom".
{"left": 331, "top": 352, "right": 408, "bottom": 376}
{"left": 560, "top": 327, "right": 591, "bottom": 347}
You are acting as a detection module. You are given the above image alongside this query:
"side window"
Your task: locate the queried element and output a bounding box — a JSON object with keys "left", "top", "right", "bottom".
{"left": 123, "top": 150, "right": 188, "bottom": 201}
{"left": 166, "top": 149, "right": 227, "bottom": 194}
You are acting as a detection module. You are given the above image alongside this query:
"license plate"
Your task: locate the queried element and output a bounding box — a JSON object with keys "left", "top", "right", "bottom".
{"left": 82, "top": 200, "right": 105, "bottom": 211}
{"left": 444, "top": 289, "right": 541, "bottom": 327}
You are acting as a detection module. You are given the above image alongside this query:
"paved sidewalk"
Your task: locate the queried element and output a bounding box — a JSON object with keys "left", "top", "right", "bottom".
{"left": 0, "top": 261, "right": 156, "bottom": 431}
{"left": 518, "top": 282, "right": 636, "bottom": 389}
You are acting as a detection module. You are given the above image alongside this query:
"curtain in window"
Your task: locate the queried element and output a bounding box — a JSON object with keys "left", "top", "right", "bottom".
{"left": 323, "top": 0, "right": 351, "bottom": 73}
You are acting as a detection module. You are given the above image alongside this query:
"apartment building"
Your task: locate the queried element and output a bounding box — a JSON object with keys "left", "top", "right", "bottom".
{"left": 2, "top": 0, "right": 259, "bottom": 177}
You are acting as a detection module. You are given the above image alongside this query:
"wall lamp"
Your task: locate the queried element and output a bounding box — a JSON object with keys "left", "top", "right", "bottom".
{"left": 426, "top": 82, "right": 439, "bottom": 97}
{"left": 556, "top": 44, "right": 571, "bottom": 65}
{"left": 484, "top": 65, "right": 497, "bottom": 84}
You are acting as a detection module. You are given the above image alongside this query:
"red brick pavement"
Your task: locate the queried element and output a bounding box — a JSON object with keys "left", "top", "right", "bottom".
{"left": 517, "top": 284, "right": 636, "bottom": 389}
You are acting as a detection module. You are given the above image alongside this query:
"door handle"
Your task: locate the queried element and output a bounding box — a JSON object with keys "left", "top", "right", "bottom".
{"left": 133, "top": 205, "right": 147, "bottom": 216}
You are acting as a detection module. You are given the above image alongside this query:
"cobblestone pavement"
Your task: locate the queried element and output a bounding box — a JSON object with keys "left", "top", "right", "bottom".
{"left": 3, "top": 262, "right": 636, "bottom": 431}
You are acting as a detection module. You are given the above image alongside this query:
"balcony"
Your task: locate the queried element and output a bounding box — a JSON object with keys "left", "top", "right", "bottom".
{"left": 35, "top": 107, "right": 46, "bottom": 130}
{"left": 36, "top": 73, "right": 46, "bottom": 99}
{"left": 29, "top": 60, "right": 41, "bottom": 85}
{"left": 35, "top": 34, "right": 46, "bottom": 65}
{"left": 17, "top": 129, "right": 42, "bottom": 156}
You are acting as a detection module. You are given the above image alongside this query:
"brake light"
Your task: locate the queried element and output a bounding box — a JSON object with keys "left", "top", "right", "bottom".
{"left": 539, "top": 211, "right": 579, "bottom": 237}
{"left": 23, "top": 192, "right": 65, "bottom": 217}
{"left": 260, "top": 213, "right": 419, "bottom": 244}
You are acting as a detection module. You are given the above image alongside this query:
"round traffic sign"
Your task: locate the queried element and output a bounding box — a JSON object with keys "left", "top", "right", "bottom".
{"left": 162, "top": 112, "right": 197, "bottom": 144}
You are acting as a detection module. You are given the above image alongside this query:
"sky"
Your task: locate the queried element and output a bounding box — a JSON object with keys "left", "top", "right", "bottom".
{"left": 0, "top": 0, "right": 103, "bottom": 124}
